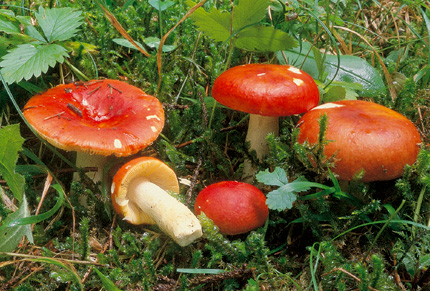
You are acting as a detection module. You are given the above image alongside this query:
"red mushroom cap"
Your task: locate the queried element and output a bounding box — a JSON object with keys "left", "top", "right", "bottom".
{"left": 194, "top": 181, "right": 268, "bottom": 235}
{"left": 211, "top": 64, "right": 319, "bottom": 116}
{"left": 23, "top": 79, "right": 164, "bottom": 157}
{"left": 297, "top": 100, "right": 422, "bottom": 182}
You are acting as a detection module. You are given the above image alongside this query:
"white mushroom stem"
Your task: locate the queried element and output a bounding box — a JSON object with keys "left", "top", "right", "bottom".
{"left": 126, "top": 177, "right": 202, "bottom": 247}
{"left": 242, "top": 114, "right": 279, "bottom": 182}
{"left": 73, "top": 152, "right": 108, "bottom": 183}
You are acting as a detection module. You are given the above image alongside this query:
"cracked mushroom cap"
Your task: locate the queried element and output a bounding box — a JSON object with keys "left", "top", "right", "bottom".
{"left": 111, "top": 157, "right": 180, "bottom": 225}
{"left": 212, "top": 64, "right": 320, "bottom": 116}
{"left": 23, "top": 79, "right": 164, "bottom": 157}
{"left": 297, "top": 100, "right": 422, "bottom": 182}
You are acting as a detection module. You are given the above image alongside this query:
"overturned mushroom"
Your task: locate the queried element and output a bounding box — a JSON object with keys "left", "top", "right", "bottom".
{"left": 111, "top": 157, "right": 202, "bottom": 247}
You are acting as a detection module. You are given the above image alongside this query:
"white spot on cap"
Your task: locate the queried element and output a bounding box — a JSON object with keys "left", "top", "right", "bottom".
{"left": 293, "top": 78, "right": 304, "bottom": 86}
{"left": 257, "top": 73, "right": 266, "bottom": 77}
{"left": 114, "top": 139, "right": 122, "bottom": 148}
{"left": 151, "top": 126, "right": 157, "bottom": 132}
{"left": 311, "top": 103, "right": 345, "bottom": 110}
{"left": 288, "top": 67, "right": 302, "bottom": 74}
{"left": 111, "top": 182, "right": 115, "bottom": 194}
{"left": 146, "top": 115, "right": 160, "bottom": 121}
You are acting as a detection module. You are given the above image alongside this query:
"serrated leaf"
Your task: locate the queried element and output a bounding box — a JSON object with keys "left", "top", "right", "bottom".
{"left": 0, "top": 13, "right": 20, "bottom": 34}
{"left": 16, "top": 15, "right": 48, "bottom": 42}
{"left": 266, "top": 187, "right": 297, "bottom": 211}
{"left": 186, "top": 0, "right": 231, "bottom": 42}
{"left": 277, "top": 41, "right": 385, "bottom": 97}
{"left": 256, "top": 167, "right": 288, "bottom": 187}
{"left": 0, "top": 43, "right": 68, "bottom": 84}
{"left": 0, "top": 124, "right": 25, "bottom": 202}
{"left": 233, "top": 0, "right": 270, "bottom": 30}
{"left": 35, "top": 7, "right": 83, "bottom": 43}
{"left": 0, "top": 195, "right": 33, "bottom": 252}
{"left": 235, "top": 26, "right": 297, "bottom": 52}
{"left": 148, "top": 0, "right": 175, "bottom": 11}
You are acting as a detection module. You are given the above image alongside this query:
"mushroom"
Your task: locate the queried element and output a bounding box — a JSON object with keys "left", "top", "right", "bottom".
{"left": 194, "top": 181, "right": 268, "bottom": 235}
{"left": 211, "top": 64, "right": 319, "bottom": 181}
{"left": 23, "top": 79, "right": 164, "bottom": 182}
{"left": 111, "top": 157, "right": 202, "bottom": 246}
{"left": 297, "top": 100, "right": 422, "bottom": 182}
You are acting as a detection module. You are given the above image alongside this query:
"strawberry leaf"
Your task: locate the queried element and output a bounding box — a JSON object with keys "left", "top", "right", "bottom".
{"left": 232, "top": 0, "right": 270, "bottom": 30}
{"left": 0, "top": 43, "right": 68, "bottom": 84}
{"left": 186, "top": 0, "right": 231, "bottom": 42}
{"left": 236, "top": 25, "right": 297, "bottom": 52}
{"left": 35, "top": 7, "right": 83, "bottom": 43}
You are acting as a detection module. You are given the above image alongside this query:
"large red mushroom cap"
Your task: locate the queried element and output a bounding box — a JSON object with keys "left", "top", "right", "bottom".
{"left": 212, "top": 64, "right": 319, "bottom": 116}
{"left": 297, "top": 100, "right": 422, "bottom": 182}
{"left": 23, "top": 79, "right": 164, "bottom": 157}
{"left": 194, "top": 181, "right": 268, "bottom": 235}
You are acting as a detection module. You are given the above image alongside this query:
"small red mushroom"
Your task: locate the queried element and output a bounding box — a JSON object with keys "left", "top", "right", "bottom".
{"left": 23, "top": 79, "right": 164, "bottom": 182}
{"left": 194, "top": 181, "right": 269, "bottom": 235}
{"left": 297, "top": 100, "right": 422, "bottom": 182}
{"left": 212, "top": 64, "right": 319, "bottom": 181}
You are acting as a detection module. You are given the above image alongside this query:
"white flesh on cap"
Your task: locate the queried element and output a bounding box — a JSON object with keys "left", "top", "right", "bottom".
{"left": 127, "top": 177, "right": 202, "bottom": 247}
{"left": 242, "top": 114, "right": 279, "bottom": 182}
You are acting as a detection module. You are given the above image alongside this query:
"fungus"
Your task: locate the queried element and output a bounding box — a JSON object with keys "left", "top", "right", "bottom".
{"left": 23, "top": 79, "right": 164, "bottom": 182}
{"left": 111, "top": 157, "right": 202, "bottom": 246}
{"left": 194, "top": 181, "right": 268, "bottom": 235}
{"left": 297, "top": 100, "right": 422, "bottom": 182}
{"left": 212, "top": 64, "right": 319, "bottom": 181}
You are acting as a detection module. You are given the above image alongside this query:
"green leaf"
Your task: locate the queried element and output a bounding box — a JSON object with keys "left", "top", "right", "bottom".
{"left": 0, "top": 124, "right": 25, "bottom": 202}
{"left": 256, "top": 167, "right": 288, "bottom": 187}
{"left": 113, "top": 37, "right": 175, "bottom": 52}
{"left": 0, "top": 12, "right": 20, "bottom": 34}
{"left": 148, "top": 0, "right": 175, "bottom": 11}
{"left": 113, "top": 38, "right": 146, "bottom": 51}
{"left": 93, "top": 268, "right": 122, "bottom": 291}
{"left": 265, "top": 177, "right": 314, "bottom": 211}
{"left": 16, "top": 15, "right": 46, "bottom": 42}
{"left": 177, "top": 268, "right": 225, "bottom": 274}
{"left": 277, "top": 41, "right": 386, "bottom": 97}
{"left": 232, "top": 0, "right": 270, "bottom": 30}
{"left": 323, "top": 85, "right": 346, "bottom": 102}
{"left": 266, "top": 187, "right": 297, "bottom": 211}
{"left": 35, "top": 7, "right": 83, "bottom": 43}
{"left": 0, "top": 195, "right": 33, "bottom": 252}
{"left": 0, "top": 43, "right": 68, "bottom": 84}
{"left": 1, "top": 184, "right": 64, "bottom": 228}
{"left": 186, "top": 0, "right": 231, "bottom": 42}
{"left": 235, "top": 25, "right": 297, "bottom": 52}
{"left": 144, "top": 37, "right": 176, "bottom": 52}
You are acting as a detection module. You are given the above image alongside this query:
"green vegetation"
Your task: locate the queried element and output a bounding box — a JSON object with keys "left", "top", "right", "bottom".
{"left": 1, "top": 0, "right": 430, "bottom": 289}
